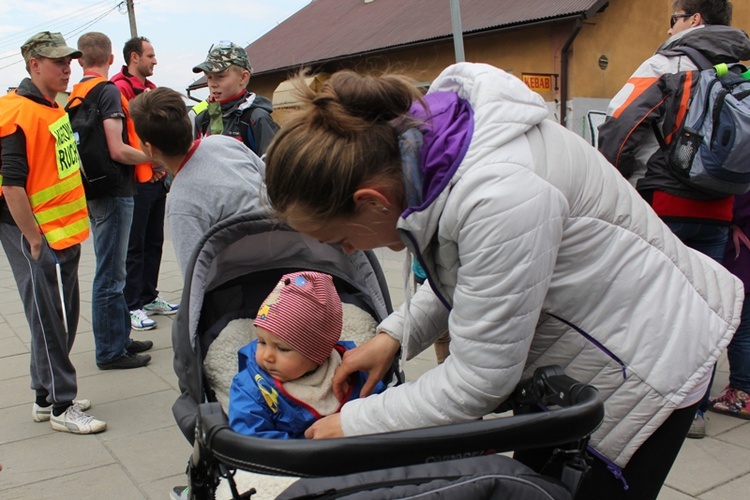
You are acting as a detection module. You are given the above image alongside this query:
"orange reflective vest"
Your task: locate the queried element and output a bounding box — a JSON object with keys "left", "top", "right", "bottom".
{"left": 0, "top": 91, "right": 89, "bottom": 249}
{"left": 68, "top": 76, "right": 152, "bottom": 182}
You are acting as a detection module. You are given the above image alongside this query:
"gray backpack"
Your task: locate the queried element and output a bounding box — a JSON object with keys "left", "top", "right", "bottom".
{"left": 657, "top": 46, "right": 750, "bottom": 195}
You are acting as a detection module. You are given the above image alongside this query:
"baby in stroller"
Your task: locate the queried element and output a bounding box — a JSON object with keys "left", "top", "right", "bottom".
{"left": 229, "top": 270, "right": 385, "bottom": 438}
{"left": 169, "top": 213, "right": 400, "bottom": 499}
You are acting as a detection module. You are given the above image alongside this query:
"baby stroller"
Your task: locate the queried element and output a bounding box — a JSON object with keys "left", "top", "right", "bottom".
{"left": 171, "top": 212, "right": 604, "bottom": 499}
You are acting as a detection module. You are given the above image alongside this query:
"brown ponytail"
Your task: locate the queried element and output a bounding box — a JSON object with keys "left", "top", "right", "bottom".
{"left": 265, "top": 69, "right": 424, "bottom": 227}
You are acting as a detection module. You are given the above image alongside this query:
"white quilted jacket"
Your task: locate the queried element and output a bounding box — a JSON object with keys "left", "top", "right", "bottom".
{"left": 340, "top": 63, "right": 743, "bottom": 467}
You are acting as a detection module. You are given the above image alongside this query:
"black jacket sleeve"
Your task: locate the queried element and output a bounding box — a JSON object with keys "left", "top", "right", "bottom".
{"left": 250, "top": 109, "right": 280, "bottom": 155}
{"left": 597, "top": 78, "right": 669, "bottom": 179}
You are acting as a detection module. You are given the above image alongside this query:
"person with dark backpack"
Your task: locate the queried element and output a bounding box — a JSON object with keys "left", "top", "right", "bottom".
{"left": 192, "top": 41, "right": 279, "bottom": 156}
{"left": 69, "top": 32, "right": 160, "bottom": 371}
{"left": 598, "top": 0, "right": 750, "bottom": 439}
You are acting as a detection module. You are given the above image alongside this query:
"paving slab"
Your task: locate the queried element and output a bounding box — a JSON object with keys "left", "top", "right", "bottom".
{"left": 0, "top": 353, "right": 28, "bottom": 381}
{"left": 0, "top": 404, "right": 57, "bottom": 446}
{"left": 0, "top": 431, "right": 116, "bottom": 491}
{"left": 0, "top": 336, "right": 27, "bottom": 357}
{"left": 0, "top": 464, "right": 144, "bottom": 500}
{"left": 75, "top": 366, "right": 173, "bottom": 408}
{"left": 0, "top": 235, "right": 749, "bottom": 500}
{"left": 104, "top": 425, "right": 191, "bottom": 484}
{"left": 664, "top": 431, "right": 750, "bottom": 496}
{"left": 92, "top": 390, "right": 182, "bottom": 442}
{"left": 699, "top": 472, "right": 750, "bottom": 500}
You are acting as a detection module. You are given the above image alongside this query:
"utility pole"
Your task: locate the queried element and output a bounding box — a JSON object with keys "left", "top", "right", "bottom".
{"left": 126, "top": 0, "right": 138, "bottom": 38}
{"left": 449, "top": 0, "right": 465, "bottom": 62}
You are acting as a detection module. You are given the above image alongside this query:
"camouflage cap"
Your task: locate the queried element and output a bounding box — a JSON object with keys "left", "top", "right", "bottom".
{"left": 192, "top": 41, "right": 252, "bottom": 74}
{"left": 21, "top": 32, "right": 82, "bottom": 62}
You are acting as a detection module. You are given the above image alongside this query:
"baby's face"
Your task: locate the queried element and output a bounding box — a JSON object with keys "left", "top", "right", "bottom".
{"left": 255, "top": 327, "right": 318, "bottom": 382}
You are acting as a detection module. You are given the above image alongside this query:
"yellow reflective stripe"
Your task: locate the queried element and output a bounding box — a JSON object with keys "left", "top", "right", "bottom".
{"left": 44, "top": 217, "right": 89, "bottom": 245}
{"left": 28, "top": 175, "right": 82, "bottom": 209}
{"left": 34, "top": 196, "right": 88, "bottom": 225}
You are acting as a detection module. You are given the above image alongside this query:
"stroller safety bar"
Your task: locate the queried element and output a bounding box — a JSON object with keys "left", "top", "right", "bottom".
{"left": 193, "top": 365, "right": 603, "bottom": 477}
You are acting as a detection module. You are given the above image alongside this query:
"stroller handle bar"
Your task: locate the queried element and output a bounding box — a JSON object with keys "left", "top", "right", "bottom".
{"left": 194, "top": 365, "right": 604, "bottom": 477}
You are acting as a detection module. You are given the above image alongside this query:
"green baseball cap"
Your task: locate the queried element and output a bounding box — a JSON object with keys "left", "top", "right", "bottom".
{"left": 21, "top": 31, "right": 82, "bottom": 62}
{"left": 192, "top": 41, "right": 252, "bottom": 74}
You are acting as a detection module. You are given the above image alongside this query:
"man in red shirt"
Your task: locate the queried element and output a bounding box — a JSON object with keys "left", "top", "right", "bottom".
{"left": 112, "top": 37, "right": 178, "bottom": 332}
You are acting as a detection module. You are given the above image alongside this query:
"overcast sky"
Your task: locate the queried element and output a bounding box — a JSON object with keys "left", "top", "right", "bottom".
{"left": 0, "top": 0, "right": 310, "bottom": 100}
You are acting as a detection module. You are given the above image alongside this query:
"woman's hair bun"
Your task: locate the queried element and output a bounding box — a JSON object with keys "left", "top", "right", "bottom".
{"left": 300, "top": 70, "right": 422, "bottom": 135}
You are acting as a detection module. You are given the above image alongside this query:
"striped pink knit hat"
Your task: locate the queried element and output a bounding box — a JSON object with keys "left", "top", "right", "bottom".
{"left": 254, "top": 271, "right": 343, "bottom": 365}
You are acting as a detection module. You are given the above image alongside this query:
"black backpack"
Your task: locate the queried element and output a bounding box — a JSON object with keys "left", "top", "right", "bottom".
{"left": 65, "top": 81, "right": 127, "bottom": 199}
{"left": 238, "top": 106, "right": 279, "bottom": 155}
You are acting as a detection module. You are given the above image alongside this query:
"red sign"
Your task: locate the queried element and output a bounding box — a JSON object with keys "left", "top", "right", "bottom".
{"left": 522, "top": 74, "right": 552, "bottom": 92}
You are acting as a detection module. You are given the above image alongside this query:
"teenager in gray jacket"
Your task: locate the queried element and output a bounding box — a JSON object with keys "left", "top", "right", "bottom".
{"left": 128, "top": 88, "right": 267, "bottom": 276}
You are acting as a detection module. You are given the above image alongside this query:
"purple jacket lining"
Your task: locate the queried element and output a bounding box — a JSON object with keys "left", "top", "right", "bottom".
{"left": 402, "top": 92, "right": 474, "bottom": 218}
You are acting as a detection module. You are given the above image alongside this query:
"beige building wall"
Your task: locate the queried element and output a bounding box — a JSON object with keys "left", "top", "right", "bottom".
{"left": 571, "top": 0, "right": 671, "bottom": 99}
{"left": 572, "top": 0, "right": 750, "bottom": 99}
{"left": 249, "top": 0, "right": 750, "bottom": 128}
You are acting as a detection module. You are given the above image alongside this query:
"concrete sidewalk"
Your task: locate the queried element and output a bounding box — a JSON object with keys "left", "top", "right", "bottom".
{"left": 1, "top": 238, "right": 749, "bottom": 499}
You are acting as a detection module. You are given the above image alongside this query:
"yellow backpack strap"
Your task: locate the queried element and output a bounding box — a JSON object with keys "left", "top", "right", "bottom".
{"left": 191, "top": 100, "right": 209, "bottom": 115}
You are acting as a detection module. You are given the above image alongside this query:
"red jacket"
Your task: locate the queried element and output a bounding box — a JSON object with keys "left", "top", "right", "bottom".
{"left": 111, "top": 66, "right": 155, "bottom": 101}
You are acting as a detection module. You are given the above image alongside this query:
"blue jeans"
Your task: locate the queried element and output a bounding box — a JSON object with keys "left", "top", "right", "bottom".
{"left": 89, "top": 196, "right": 134, "bottom": 363}
{"left": 728, "top": 294, "right": 750, "bottom": 392}
{"left": 666, "top": 221, "right": 729, "bottom": 412}
{"left": 665, "top": 222, "right": 729, "bottom": 262}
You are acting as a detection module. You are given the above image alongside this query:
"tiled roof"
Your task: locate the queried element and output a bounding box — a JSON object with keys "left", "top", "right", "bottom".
{"left": 247, "top": 0, "right": 607, "bottom": 74}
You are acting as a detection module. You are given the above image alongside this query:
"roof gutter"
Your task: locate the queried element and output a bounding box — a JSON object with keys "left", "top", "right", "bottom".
{"left": 560, "top": 0, "right": 609, "bottom": 127}
{"left": 559, "top": 18, "right": 583, "bottom": 128}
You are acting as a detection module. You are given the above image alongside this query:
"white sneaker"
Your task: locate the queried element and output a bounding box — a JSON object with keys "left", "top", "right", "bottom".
{"left": 687, "top": 411, "right": 706, "bottom": 439}
{"left": 143, "top": 296, "right": 179, "bottom": 316}
{"left": 130, "top": 309, "right": 157, "bottom": 331}
{"left": 32, "top": 399, "right": 91, "bottom": 422}
{"left": 49, "top": 405, "right": 106, "bottom": 434}
{"left": 170, "top": 486, "right": 189, "bottom": 500}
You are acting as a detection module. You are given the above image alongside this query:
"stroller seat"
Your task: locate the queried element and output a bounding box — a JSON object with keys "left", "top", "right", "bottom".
{"left": 171, "top": 213, "right": 603, "bottom": 499}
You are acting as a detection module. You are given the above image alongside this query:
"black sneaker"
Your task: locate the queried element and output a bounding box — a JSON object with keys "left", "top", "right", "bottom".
{"left": 126, "top": 339, "right": 153, "bottom": 354}
{"left": 97, "top": 352, "right": 151, "bottom": 370}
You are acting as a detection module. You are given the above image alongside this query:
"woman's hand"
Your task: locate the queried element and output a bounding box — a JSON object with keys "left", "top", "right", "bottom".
{"left": 332, "top": 332, "right": 401, "bottom": 399}
{"left": 305, "top": 413, "right": 343, "bottom": 439}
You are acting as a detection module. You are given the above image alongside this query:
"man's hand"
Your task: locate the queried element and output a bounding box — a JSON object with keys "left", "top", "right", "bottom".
{"left": 27, "top": 234, "right": 43, "bottom": 260}
{"left": 2, "top": 186, "right": 45, "bottom": 260}
{"left": 150, "top": 164, "right": 168, "bottom": 182}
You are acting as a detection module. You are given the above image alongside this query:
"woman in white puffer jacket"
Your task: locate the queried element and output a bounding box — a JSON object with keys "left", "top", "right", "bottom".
{"left": 263, "top": 62, "right": 743, "bottom": 499}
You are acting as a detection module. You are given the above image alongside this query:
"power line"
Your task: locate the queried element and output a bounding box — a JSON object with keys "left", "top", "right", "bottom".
{"left": 0, "top": 0, "right": 124, "bottom": 70}
{"left": 67, "top": 5, "right": 124, "bottom": 39}
{"left": 0, "top": 1, "right": 119, "bottom": 52}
